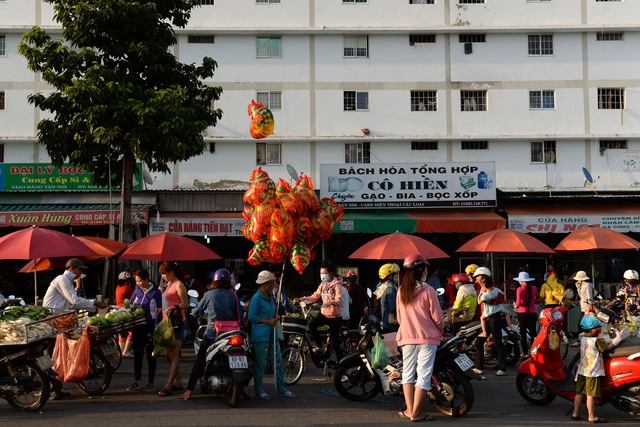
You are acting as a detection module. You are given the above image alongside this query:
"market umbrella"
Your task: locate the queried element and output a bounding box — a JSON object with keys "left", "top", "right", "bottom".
{"left": 0, "top": 226, "right": 98, "bottom": 303}
{"left": 118, "top": 232, "right": 222, "bottom": 261}
{"left": 455, "top": 229, "right": 556, "bottom": 254}
{"left": 554, "top": 226, "right": 640, "bottom": 284}
{"left": 349, "top": 232, "right": 449, "bottom": 260}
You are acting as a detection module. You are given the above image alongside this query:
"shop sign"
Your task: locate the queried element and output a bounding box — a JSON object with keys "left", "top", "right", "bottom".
{"left": 0, "top": 163, "right": 143, "bottom": 191}
{"left": 319, "top": 162, "right": 496, "bottom": 209}
{"left": 509, "top": 214, "right": 640, "bottom": 233}
{"left": 150, "top": 217, "right": 245, "bottom": 237}
{"left": 0, "top": 209, "right": 148, "bottom": 227}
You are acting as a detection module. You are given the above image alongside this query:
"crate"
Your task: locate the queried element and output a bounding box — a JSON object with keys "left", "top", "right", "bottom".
{"left": 86, "top": 314, "right": 147, "bottom": 344}
{"left": 282, "top": 316, "right": 307, "bottom": 335}
{"left": 0, "top": 311, "right": 79, "bottom": 346}
{"left": 445, "top": 308, "right": 471, "bottom": 325}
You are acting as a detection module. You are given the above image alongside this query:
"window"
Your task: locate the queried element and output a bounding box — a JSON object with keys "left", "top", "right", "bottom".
{"left": 531, "top": 141, "right": 556, "bottom": 163}
{"left": 528, "top": 34, "right": 553, "bottom": 56}
{"left": 343, "top": 35, "right": 368, "bottom": 58}
{"left": 0, "top": 144, "right": 3, "bottom": 163}
{"left": 188, "top": 35, "right": 215, "bottom": 44}
{"left": 256, "top": 91, "right": 282, "bottom": 110}
{"left": 409, "top": 35, "right": 436, "bottom": 45}
{"left": 460, "top": 90, "right": 487, "bottom": 111}
{"left": 461, "top": 141, "right": 488, "bottom": 150}
{"left": 195, "top": 0, "right": 214, "bottom": 5}
{"left": 342, "top": 0, "right": 367, "bottom": 3}
{"left": 599, "top": 140, "right": 627, "bottom": 150}
{"left": 345, "top": 142, "right": 370, "bottom": 163}
{"left": 411, "top": 141, "right": 438, "bottom": 150}
{"left": 410, "top": 0, "right": 435, "bottom": 3}
{"left": 0, "top": 91, "right": 4, "bottom": 110}
{"left": 256, "top": 142, "right": 281, "bottom": 165}
{"left": 596, "top": 32, "right": 623, "bottom": 41}
{"left": 257, "top": 36, "right": 281, "bottom": 58}
{"left": 344, "top": 91, "right": 369, "bottom": 111}
{"left": 411, "top": 91, "right": 437, "bottom": 111}
{"left": 459, "top": 0, "right": 485, "bottom": 3}
{"left": 529, "top": 90, "right": 555, "bottom": 110}
{"left": 458, "top": 34, "right": 486, "bottom": 43}
{"left": 0, "top": 35, "right": 5, "bottom": 56}
{"left": 598, "top": 88, "right": 624, "bottom": 109}
{"left": 257, "top": 0, "right": 280, "bottom": 3}
{"left": 595, "top": 0, "right": 621, "bottom": 2}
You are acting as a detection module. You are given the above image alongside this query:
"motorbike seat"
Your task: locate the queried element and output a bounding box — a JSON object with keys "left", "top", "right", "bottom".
{"left": 548, "top": 376, "right": 576, "bottom": 393}
{"left": 605, "top": 336, "right": 640, "bottom": 359}
{"left": 457, "top": 320, "right": 480, "bottom": 332}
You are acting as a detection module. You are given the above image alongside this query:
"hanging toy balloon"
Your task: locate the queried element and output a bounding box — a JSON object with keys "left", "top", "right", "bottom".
{"left": 294, "top": 174, "right": 319, "bottom": 213}
{"left": 290, "top": 242, "right": 311, "bottom": 275}
{"left": 244, "top": 167, "right": 276, "bottom": 207}
{"left": 247, "top": 239, "right": 272, "bottom": 266}
{"left": 313, "top": 197, "right": 345, "bottom": 241}
{"left": 276, "top": 179, "right": 304, "bottom": 216}
{"left": 248, "top": 100, "right": 275, "bottom": 139}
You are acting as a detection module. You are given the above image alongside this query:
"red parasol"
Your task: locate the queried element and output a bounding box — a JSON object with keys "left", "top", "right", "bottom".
{"left": 118, "top": 232, "right": 222, "bottom": 261}
{"left": 455, "top": 229, "right": 555, "bottom": 254}
{"left": 554, "top": 226, "right": 640, "bottom": 252}
{"left": 349, "top": 232, "right": 449, "bottom": 260}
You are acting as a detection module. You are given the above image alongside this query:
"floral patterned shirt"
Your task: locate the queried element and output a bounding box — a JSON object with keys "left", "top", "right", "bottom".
{"left": 576, "top": 336, "right": 608, "bottom": 378}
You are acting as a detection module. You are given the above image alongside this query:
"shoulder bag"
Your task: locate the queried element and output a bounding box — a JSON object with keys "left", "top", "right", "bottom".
{"left": 213, "top": 292, "right": 241, "bottom": 335}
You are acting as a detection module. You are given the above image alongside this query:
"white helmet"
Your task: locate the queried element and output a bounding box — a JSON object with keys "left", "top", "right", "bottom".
{"left": 623, "top": 269, "right": 639, "bottom": 281}
{"left": 473, "top": 267, "right": 491, "bottom": 277}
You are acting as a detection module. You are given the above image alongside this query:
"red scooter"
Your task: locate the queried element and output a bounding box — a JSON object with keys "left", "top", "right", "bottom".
{"left": 516, "top": 305, "right": 640, "bottom": 416}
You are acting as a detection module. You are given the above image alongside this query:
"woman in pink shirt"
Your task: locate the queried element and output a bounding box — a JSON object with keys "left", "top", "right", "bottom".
{"left": 514, "top": 271, "right": 539, "bottom": 359}
{"left": 396, "top": 253, "right": 444, "bottom": 422}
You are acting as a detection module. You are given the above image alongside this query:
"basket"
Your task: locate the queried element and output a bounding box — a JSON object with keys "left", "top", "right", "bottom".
{"left": 445, "top": 308, "right": 471, "bottom": 325}
{"left": 281, "top": 316, "right": 307, "bottom": 335}
{"left": 86, "top": 314, "right": 147, "bottom": 344}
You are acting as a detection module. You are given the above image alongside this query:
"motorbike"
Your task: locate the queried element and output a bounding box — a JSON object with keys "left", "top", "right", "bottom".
{"left": 456, "top": 318, "right": 521, "bottom": 369}
{"left": 0, "top": 339, "right": 53, "bottom": 412}
{"left": 516, "top": 304, "right": 640, "bottom": 416}
{"left": 199, "top": 329, "right": 253, "bottom": 407}
{"left": 333, "top": 314, "right": 480, "bottom": 417}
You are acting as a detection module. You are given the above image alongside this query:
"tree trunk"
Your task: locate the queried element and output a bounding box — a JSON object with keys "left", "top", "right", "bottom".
{"left": 119, "top": 150, "right": 135, "bottom": 244}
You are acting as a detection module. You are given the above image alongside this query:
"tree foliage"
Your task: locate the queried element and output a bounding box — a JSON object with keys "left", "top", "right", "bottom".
{"left": 19, "top": 0, "right": 223, "bottom": 241}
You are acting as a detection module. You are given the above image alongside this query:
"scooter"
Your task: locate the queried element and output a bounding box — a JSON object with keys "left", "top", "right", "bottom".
{"left": 516, "top": 304, "right": 640, "bottom": 416}
{"left": 456, "top": 319, "right": 521, "bottom": 369}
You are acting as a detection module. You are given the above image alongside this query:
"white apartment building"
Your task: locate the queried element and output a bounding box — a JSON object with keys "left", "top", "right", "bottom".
{"left": 1, "top": 1, "right": 640, "bottom": 275}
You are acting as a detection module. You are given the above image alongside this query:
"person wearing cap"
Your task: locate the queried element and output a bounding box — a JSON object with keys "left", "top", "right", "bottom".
{"left": 513, "top": 271, "right": 539, "bottom": 359}
{"left": 574, "top": 271, "right": 595, "bottom": 335}
{"left": 43, "top": 258, "right": 108, "bottom": 400}
{"left": 116, "top": 271, "right": 135, "bottom": 358}
{"left": 571, "top": 316, "right": 630, "bottom": 423}
{"left": 248, "top": 270, "right": 295, "bottom": 400}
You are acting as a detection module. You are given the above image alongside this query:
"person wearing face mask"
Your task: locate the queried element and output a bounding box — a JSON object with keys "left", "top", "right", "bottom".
{"left": 375, "top": 263, "right": 401, "bottom": 333}
{"left": 296, "top": 261, "right": 343, "bottom": 360}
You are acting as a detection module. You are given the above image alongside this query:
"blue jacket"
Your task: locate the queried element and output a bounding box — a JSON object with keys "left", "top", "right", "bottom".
{"left": 130, "top": 285, "right": 163, "bottom": 326}
{"left": 248, "top": 289, "right": 276, "bottom": 343}
{"left": 381, "top": 285, "right": 399, "bottom": 331}
{"left": 192, "top": 288, "right": 241, "bottom": 339}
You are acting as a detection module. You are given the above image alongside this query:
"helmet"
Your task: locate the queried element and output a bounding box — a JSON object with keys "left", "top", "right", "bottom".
{"left": 403, "top": 253, "right": 429, "bottom": 269}
{"left": 346, "top": 271, "right": 357, "bottom": 279}
{"left": 623, "top": 269, "right": 639, "bottom": 281}
{"left": 473, "top": 267, "right": 491, "bottom": 278}
{"left": 452, "top": 273, "right": 473, "bottom": 285}
{"left": 465, "top": 264, "right": 479, "bottom": 276}
{"left": 378, "top": 263, "right": 400, "bottom": 280}
{"left": 213, "top": 268, "right": 232, "bottom": 282}
{"left": 118, "top": 271, "right": 131, "bottom": 280}
{"left": 580, "top": 315, "right": 604, "bottom": 331}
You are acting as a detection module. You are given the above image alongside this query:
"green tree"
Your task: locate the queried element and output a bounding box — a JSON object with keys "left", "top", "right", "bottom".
{"left": 19, "top": 0, "right": 222, "bottom": 243}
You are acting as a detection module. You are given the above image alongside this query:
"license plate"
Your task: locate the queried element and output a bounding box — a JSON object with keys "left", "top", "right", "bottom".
{"left": 229, "top": 355, "right": 248, "bottom": 369}
{"left": 454, "top": 353, "right": 474, "bottom": 371}
{"left": 101, "top": 343, "right": 114, "bottom": 357}
{"left": 36, "top": 354, "right": 53, "bottom": 370}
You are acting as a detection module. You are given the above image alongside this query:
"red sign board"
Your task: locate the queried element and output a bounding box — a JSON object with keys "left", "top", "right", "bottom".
{"left": 0, "top": 209, "right": 149, "bottom": 227}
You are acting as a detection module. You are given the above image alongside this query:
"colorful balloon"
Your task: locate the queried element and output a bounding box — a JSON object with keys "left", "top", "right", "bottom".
{"left": 248, "top": 100, "right": 275, "bottom": 139}
{"left": 276, "top": 179, "right": 304, "bottom": 216}
{"left": 294, "top": 216, "right": 312, "bottom": 244}
{"left": 290, "top": 242, "right": 311, "bottom": 275}
{"left": 248, "top": 203, "right": 274, "bottom": 241}
{"left": 247, "top": 240, "right": 272, "bottom": 266}
{"left": 294, "top": 174, "right": 319, "bottom": 213}
{"left": 244, "top": 167, "right": 276, "bottom": 207}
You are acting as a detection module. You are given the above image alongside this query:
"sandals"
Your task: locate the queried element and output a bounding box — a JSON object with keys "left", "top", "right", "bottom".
{"left": 571, "top": 414, "right": 581, "bottom": 421}
{"left": 398, "top": 411, "right": 410, "bottom": 420}
{"left": 170, "top": 385, "right": 184, "bottom": 392}
{"left": 411, "top": 415, "right": 434, "bottom": 422}
{"left": 589, "top": 418, "right": 607, "bottom": 424}
{"left": 158, "top": 388, "right": 172, "bottom": 397}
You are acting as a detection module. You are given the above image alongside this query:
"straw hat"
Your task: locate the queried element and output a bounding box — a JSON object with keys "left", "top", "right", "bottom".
{"left": 573, "top": 271, "right": 590, "bottom": 281}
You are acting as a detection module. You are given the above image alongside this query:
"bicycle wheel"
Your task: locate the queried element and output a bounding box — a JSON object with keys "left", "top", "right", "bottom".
{"left": 3, "top": 360, "right": 50, "bottom": 412}
{"left": 107, "top": 336, "right": 123, "bottom": 371}
{"left": 281, "top": 345, "right": 305, "bottom": 385}
{"left": 76, "top": 349, "right": 113, "bottom": 396}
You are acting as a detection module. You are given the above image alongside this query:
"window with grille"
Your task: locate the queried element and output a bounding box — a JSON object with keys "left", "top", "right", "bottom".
{"left": 256, "top": 142, "right": 281, "bottom": 165}
{"left": 257, "top": 0, "right": 280, "bottom": 3}
{"left": 596, "top": 32, "right": 623, "bottom": 41}
{"left": 528, "top": 34, "right": 553, "bottom": 56}
{"left": 195, "top": 0, "right": 214, "bottom": 5}
{"left": 188, "top": 35, "right": 215, "bottom": 44}
{"left": 257, "top": 36, "right": 282, "bottom": 58}
{"left": 0, "top": 35, "right": 5, "bottom": 56}
{"left": 344, "top": 91, "right": 369, "bottom": 111}
{"left": 599, "top": 140, "right": 627, "bottom": 150}
{"left": 458, "top": 34, "right": 486, "bottom": 43}
{"left": 529, "top": 90, "right": 555, "bottom": 110}
{"left": 343, "top": 0, "right": 367, "bottom": 3}
{"left": 256, "top": 91, "right": 282, "bottom": 110}
{"left": 410, "top": 0, "right": 435, "bottom": 4}
{"left": 0, "top": 92, "right": 4, "bottom": 110}
{"left": 598, "top": 88, "right": 624, "bottom": 109}
{"left": 411, "top": 141, "right": 438, "bottom": 150}
{"left": 531, "top": 141, "right": 556, "bottom": 163}
{"left": 345, "top": 142, "right": 370, "bottom": 163}
{"left": 460, "top": 91, "right": 487, "bottom": 111}
{"left": 0, "top": 144, "right": 3, "bottom": 163}
{"left": 461, "top": 141, "right": 488, "bottom": 150}
{"left": 409, "top": 35, "right": 436, "bottom": 45}
{"left": 411, "top": 91, "right": 437, "bottom": 111}
{"left": 344, "top": 35, "right": 368, "bottom": 58}
{"left": 459, "top": 0, "right": 485, "bottom": 3}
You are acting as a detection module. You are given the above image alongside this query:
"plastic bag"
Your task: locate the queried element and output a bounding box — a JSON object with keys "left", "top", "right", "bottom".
{"left": 152, "top": 316, "right": 175, "bottom": 357}
{"left": 372, "top": 332, "right": 390, "bottom": 369}
{"left": 548, "top": 329, "right": 560, "bottom": 350}
{"left": 52, "top": 329, "right": 90, "bottom": 382}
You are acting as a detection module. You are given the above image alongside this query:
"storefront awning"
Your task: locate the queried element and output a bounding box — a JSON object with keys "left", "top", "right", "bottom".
{"left": 333, "top": 211, "right": 505, "bottom": 234}
{"left": 0, "top": 204, "right": 152, "bottom": 227}
{"left": 506, "top": 205, "right": 640, "bottom": 234}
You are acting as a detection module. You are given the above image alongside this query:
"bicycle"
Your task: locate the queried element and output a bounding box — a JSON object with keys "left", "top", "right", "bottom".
{"left": 281, "top": 302, "right": 359, "bottom": 385}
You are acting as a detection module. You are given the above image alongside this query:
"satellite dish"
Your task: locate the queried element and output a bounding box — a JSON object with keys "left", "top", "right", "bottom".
{"left": 286, "top": 164, "right": 300, "bottom": 181}
{"left": 143, "top": 169, "right": 156, "bottom": 185}
{"left": 582, "top": 167, "right": 594, "bottom": 184}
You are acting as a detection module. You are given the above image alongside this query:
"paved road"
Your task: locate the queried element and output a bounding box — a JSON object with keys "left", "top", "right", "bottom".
{"left": 1, "top": 346, "right": 637, "bottom": 426}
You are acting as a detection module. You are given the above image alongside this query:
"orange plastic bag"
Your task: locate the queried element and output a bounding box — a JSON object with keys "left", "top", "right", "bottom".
{"left": 52, "top": 329, "right": 91, "bottom": 382}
